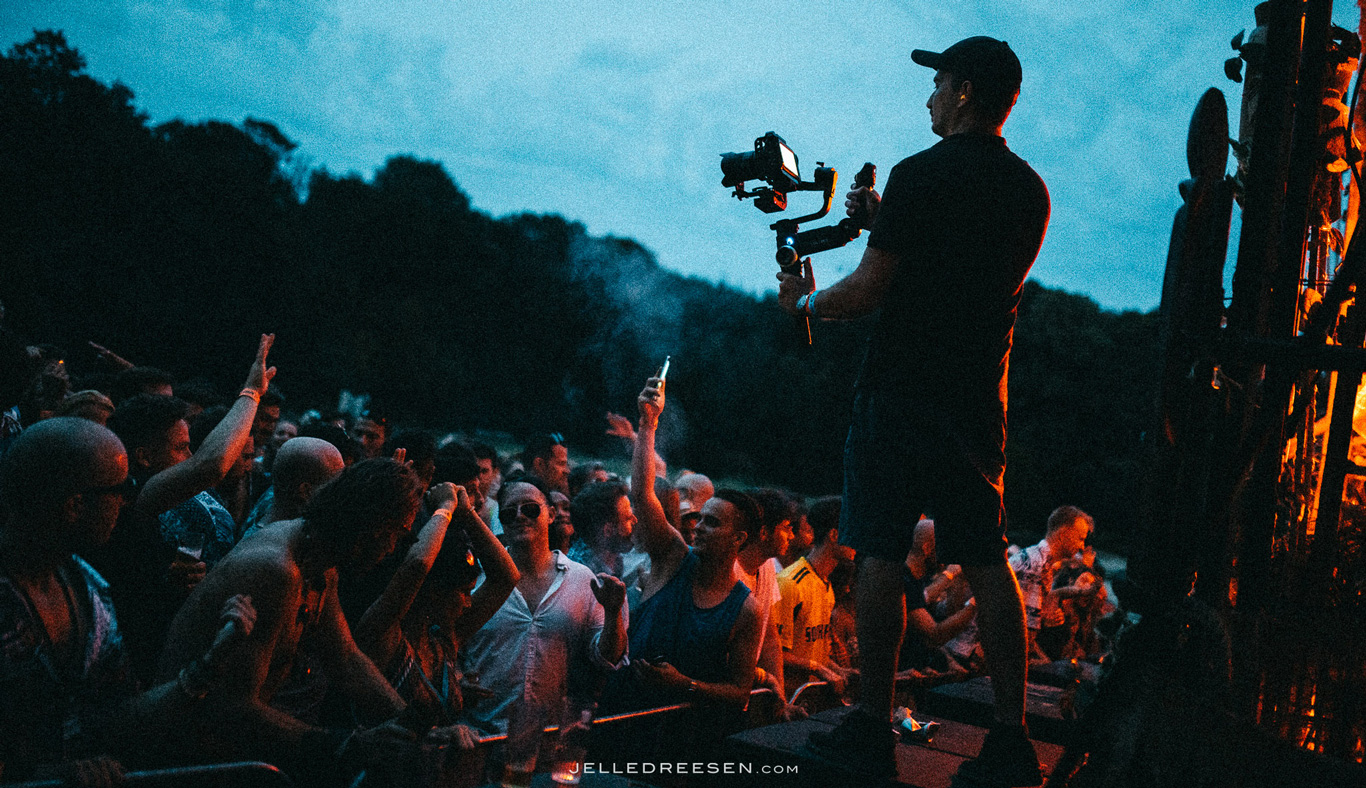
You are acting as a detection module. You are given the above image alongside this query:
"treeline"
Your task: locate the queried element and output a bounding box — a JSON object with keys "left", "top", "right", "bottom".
{"left": 0, "top": 31, "right": 1161, "bottom": 549}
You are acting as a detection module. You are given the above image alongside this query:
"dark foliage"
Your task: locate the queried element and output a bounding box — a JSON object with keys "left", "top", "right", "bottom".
{"left": 0, "top": 32, "right": 1160, "bottom": 550}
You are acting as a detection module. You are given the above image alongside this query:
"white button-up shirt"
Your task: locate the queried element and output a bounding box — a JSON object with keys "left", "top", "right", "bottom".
{"left": 460, "top": 551, "right": 628, "bottom": 734}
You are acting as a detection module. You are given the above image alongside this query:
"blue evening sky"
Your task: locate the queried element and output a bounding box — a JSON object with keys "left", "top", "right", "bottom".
{"left": 5, "top": 1, "right": 1361, "bottom": 310}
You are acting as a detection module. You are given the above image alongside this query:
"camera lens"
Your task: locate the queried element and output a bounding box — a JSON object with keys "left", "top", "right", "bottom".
{"left": 720, "top": 150, "right": 760, "bottom": 188}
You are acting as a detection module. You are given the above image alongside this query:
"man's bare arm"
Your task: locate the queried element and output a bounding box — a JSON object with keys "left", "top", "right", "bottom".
{"left": 713, "top": 595, "right": 763, "bottom": 705}
{"left": 907, "top": 601, "right": 977, "bottom": 648}
{"left": 589, "top": 573, "right": 628, "bottom": 666}
{"left": 136, "top": 334, "right": 276, "bottom": 516}
{"left": 631, "top": 377, "right": 687, "bottom": 572}
{"left": 211, "top": 563, "right": 328, "bottom": 753}
{"left": 103, "top": 596, "right": 259, "bottom": 754}
{"left": 316, "top": 577, "right": 406, "bottom": 724}
{"left": 757, "top": 617, "right": 786, "bottom": 693}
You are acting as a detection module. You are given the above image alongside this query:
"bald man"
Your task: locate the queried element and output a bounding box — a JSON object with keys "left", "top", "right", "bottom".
{"left": 675, "top": 471, "right": 715, "bottom": 515}
{"left": 240, "top": 437, "right": 346, "bottom": 537}
{"left": 0, "top": 419, "right": 253, "bottom": 783}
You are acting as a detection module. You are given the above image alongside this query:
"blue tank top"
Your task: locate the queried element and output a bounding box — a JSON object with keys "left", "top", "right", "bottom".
{"left": 629, "top": 550, "right": 750, "bottom": 685}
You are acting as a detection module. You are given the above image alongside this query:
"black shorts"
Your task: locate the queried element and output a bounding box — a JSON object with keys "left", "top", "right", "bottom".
{"left": 839, "top": 389, "right": 1009, "bottom": 567}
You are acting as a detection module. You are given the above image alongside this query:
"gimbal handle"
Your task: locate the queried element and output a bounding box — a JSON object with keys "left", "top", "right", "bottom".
{"left": 774, "top": 162, "right": 876, "bottom": 274}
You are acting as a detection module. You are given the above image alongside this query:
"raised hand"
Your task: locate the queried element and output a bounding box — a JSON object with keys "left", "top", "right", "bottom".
{"left": 590, "top": 573, "right": 626, "bottom": 612}
{"left": 425, "top": 481, "right": 458, "bottom": 513}
{"left": 637, "top": 377, "right": 665, "bottom": 424}
{"left": 243, "top": 333, "right": 276, "bottom": 394}
{"left": 452, "top": 485, "right": 478, "bottom": 520}
{"left": 605, "top": 411, "right": 636, "bottom": 441}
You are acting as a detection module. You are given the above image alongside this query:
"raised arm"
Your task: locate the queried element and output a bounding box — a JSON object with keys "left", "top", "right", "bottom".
{"left": 589, "top": 573, "right": 628, "bottom": 667}
{"left": 136, "top": 334, "right": 276, "bottom": 516}
{"left": 451, "top": 490, "right": 520, "bottom": 643}
{"left": 354, "top": 484, "right": 459, "bottom": 664}
{"left": 631, "top": 377, "right": 687, "bottom": 568}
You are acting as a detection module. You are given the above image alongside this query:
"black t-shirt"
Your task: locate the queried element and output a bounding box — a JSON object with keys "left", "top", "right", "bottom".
{"left": 862, "top": 133, "right": 1049, "bottom": 429}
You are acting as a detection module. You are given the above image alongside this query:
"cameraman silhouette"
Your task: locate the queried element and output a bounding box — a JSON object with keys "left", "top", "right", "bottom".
{"left": 777, "top": 36, "right": 1050, "bottom": 786}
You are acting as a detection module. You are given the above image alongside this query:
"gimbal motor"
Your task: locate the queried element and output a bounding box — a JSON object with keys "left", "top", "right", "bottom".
{"left": 720, "top": 131, "right": 875, "bottom": 275}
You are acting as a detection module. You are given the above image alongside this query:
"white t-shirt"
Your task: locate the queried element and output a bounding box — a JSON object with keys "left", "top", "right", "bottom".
{"left": 735, "top": 556, "right": 781, "bottom": 629}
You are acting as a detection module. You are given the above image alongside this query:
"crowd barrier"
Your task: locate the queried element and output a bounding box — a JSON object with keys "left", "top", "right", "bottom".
{"left": 1, "top": 761, "right": 293, "bottom": 788}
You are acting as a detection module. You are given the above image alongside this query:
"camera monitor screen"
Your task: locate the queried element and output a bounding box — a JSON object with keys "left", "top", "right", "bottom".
{"left": 778, "top": 141, "right": 799, "bottom": 181}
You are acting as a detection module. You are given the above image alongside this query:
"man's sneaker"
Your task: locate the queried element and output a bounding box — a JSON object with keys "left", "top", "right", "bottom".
{"left": 802, "top": 706, "right": 898, "bottom": 780}
{"left": 955, "top": 724, "right": 1043, "bottom": 786}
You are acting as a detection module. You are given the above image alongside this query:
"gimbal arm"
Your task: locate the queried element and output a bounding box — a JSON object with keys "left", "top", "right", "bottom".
{"left": 773, "top": 163, "right": 876, "bottom": 273}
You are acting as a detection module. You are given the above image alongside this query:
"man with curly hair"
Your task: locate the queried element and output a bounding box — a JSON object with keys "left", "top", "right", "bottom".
{"left": 157, "top": 457, "right": 444, "bottom": 783}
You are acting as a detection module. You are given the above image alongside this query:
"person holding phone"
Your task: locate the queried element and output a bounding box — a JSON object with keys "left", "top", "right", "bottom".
{"left": 601, "top": 374, "right": 763, "bottom": 721}
{"left": 777, "top": 37, "right": 1050, "bottom": 785}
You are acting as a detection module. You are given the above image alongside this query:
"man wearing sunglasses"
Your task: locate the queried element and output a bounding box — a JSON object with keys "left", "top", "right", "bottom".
{"left": 0, "top": 418, "right": 255, "bottom": 784}
{"left": 459, "top": 475, "right": 628, "bottom": 740}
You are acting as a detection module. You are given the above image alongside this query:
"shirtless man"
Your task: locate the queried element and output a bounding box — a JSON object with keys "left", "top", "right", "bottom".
{"left": 158, "top": 457, "right": 435, "bottom": 780}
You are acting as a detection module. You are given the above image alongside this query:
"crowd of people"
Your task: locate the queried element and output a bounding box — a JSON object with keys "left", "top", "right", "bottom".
{"left": 0, "top": 327, "right": 1119, "bottom": 787}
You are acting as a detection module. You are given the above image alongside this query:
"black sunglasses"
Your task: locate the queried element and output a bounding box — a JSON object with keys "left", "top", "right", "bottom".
{"left": 83, "top": 477, "right": 137, "bottom": 500}
{"left": 498, "top": 502, "right": 544, "bottom": 525}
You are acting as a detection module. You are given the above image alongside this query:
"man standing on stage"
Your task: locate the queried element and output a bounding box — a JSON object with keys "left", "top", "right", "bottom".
{"left": 778, "top": 36, "right": 1050, "bottom": 785}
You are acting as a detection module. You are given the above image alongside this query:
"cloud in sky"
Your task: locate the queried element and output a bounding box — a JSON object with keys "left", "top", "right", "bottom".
{"left": 6, "top": 0, "right": 1359, "bottom": 310}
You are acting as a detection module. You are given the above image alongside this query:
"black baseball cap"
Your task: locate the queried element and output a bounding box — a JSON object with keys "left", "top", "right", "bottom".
{"left": 911, "top": 36, "right": 1022, "bottom": 96}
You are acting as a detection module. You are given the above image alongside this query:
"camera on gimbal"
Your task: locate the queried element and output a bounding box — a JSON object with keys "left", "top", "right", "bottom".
{"left": 720, "top": 132, "right": 802, "bottom": 213}
{"left": 720, "top": 132, "right": 875, "bottom": 274}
